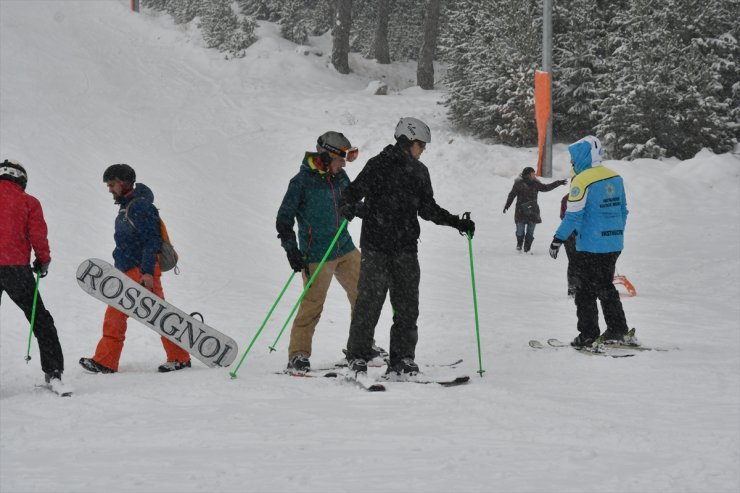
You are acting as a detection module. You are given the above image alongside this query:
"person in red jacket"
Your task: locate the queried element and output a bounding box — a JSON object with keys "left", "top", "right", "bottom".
{"left": 0, "top": 159, "right": 67, "bottom": 391}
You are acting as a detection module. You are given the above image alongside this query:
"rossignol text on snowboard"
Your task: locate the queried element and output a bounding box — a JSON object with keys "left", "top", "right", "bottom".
{"left": 76, "top": 258, "right": 238, "bottom": 368}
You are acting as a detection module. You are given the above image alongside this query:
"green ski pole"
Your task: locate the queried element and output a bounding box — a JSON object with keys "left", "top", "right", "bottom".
{"left": 229, "top": 271, "right": 297, "bottom": 378}
{"left": 268, "top": 219, "right": 348, "bottom": 353}
{"left": 462, "top": 213, "right": 484, "bottom": 377}
{"left": 24, "top": 270, "right": 42, "bottom": 363}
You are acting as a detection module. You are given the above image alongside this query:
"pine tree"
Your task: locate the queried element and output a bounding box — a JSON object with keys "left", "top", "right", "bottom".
{"left": 597, "top": 0, "right": 738, "bottom": 159}
{"left": 166, "top": 0, "right": 201, "bottom": 25}
{"left": 442, "top": 0, "right": 540, "bottom": 145}
{"left": 142, "top": 0, "right": 169, "bottom": 11}
{"left": 199, "top": 0, "right": 257, "bottom": 57}
{"left": 417, "top": 0, "right": 442, "bottom": 89}
{"left": 237, "top": 0, "right": 283, "bottom": 21}
{"left": 372, "top": 0, "right": 391, "bottom": 63}
{"left": 332, "top": 0, "right": 353, "bottom": 74}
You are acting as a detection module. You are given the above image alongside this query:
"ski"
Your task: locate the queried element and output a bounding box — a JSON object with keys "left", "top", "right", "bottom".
{"left": 274, "top": 371, "right": 338, "bottom": 378}
{"left": 342, "top": 371, "right": 386, "bottom": 392}
{"left": 35, "top": 382, "right": 73, "bottom": 397}
{"left": 381, "top": 375, "right": 471, "bottom": 387}
{"left": 548, "top": 338, "right": 669, "bottom": 352}
{"left": 275, "top": 370, "right": 385, "bottom": 391}
{"left": 528, "top": 339, "right": 635, "bottom": 358}
{"left": 312, "top": 358, "right": 463, "bottom": 372}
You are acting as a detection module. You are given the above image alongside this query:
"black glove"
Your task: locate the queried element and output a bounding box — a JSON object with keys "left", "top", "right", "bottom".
{"left": 558, "top": 179, "right": 568, "bottom": 186}
{"left": 549, "top": 238, "right": 563, "bottom": 259}
{"left": 339, "top": 203, "right": 355, "bottom": 222}
{"left": 286, "top": 248, "right": 305, "bottom": 272}
{"left": 454, "top": 213, "right": 475, "bottom": 238}
{"left": 32, "top": 259, "right": 50, "bottom": 278}
{"left": 503, "top": 207, "right": 508, "bottom": 214}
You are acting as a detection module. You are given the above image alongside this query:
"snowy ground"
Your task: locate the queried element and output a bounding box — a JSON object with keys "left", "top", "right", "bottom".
{"left": 1, "top": 2, "right": 738, "bottom": 492}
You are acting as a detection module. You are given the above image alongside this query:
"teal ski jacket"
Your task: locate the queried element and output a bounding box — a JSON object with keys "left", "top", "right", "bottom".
{"left": 276, "top": 153, "right": 356, "bottom": 264}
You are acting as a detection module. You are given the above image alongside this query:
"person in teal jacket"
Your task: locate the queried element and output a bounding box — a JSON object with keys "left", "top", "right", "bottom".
{"left": 549, "top": 136, "right": 632, "bottom": 348}
{"left": 276, "top": 131, "right": 385, "bottom": 373}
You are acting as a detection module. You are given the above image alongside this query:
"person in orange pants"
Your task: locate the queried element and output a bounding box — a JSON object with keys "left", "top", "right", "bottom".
{"left": 80, "top": 164, "right": 190, "bottom": 373}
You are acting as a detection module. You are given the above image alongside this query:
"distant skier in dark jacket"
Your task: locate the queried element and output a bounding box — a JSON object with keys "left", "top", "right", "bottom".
{"left": 340, "top": 117, "right": 475, "bottom": 377}
{"left": 503, "top": 166, "right": 567, "bottom": 253}
{"left": 79, "top": 164, "right": 191, "bottom": 374}
{"left": 560, "top": 191, "right": 578, "bottom": 297}
{"left": 276, "top": 131, "right": 387, "bottom": 374}
{"left": 0, "top": 159, "right": 68, "bottom": 394}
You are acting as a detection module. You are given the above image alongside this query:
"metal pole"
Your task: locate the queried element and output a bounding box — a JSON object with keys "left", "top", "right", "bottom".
{"left": 542, "top": 0, "right": 553, "bottom": 177}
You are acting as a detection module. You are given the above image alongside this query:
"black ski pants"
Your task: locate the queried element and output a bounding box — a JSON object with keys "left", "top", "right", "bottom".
{"left": 346, "top": 249, "right": 420, "bottom": 364}
{"left": 0, "top": 266, "right": 64, "bottom": 374}
{"left": 572, "top": 251, "right": 628, "bottom": 339}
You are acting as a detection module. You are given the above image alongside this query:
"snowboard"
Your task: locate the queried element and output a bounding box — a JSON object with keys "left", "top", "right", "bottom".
{"left": 76, "top": 258, "right": 238, "bottom": 368}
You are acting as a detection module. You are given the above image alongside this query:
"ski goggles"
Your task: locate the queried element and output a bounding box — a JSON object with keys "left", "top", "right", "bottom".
{"left": 338, "top": 147, "right": 359, "bottom": 162}
{"left": 0, "top": 165, "right": 27, "bottom": 181}
{"left": 322, "top": 143, "right": 359, "bottom": 162}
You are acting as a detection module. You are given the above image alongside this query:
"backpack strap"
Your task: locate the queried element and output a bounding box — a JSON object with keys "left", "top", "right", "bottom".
{"left": 124, "top": 197, "right": 144, "bottom": 228}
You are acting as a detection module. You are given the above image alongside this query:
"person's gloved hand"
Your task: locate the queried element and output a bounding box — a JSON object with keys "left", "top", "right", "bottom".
{"left": 549, "top": 238, "right": 564, "bottom": 259}
{"left": 503, "top": 207, "right": 508, "bottom": 214}
{"left": 455, "top": 214, "right": 475, "bottom": 238}
{"left": 339, "top": 203, "right": 355, "bottom": 222}
{"left": 32, "top": 259, "right": 50, "bottom": 278}
{"left": 558, "top": 179, "right": 568, "bottom": 186}
{"left": 286, "top": 247, "right": 305, "bottom": 272}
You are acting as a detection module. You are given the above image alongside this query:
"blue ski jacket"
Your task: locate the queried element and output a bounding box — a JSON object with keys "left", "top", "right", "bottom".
{"left": 554, "top": 137, "right": 628, "bottom": 253}
{"left": 112, "top": 183, "right": 162, "bottom": 275}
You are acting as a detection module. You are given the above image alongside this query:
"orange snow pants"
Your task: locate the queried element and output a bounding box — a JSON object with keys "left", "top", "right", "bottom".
{"left": 92, "top": 264, "right": 190, "bottom": 371}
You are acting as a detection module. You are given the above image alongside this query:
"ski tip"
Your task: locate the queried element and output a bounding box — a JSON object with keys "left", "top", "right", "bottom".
{"left": 439, "top": 376, "right": 471, "bottom": 387}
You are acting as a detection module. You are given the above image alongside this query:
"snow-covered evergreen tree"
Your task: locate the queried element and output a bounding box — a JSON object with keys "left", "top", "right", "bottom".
{"left": 237, "top": 0, "right": 283, "bottom": 21}
{"left": 166, "top": 0, "right": 201, "bottom": 24}
{"left": 199, "top": 0, "right": 257, "bottom": 58}
{"left": 442, "top": 0, "right": 540, "bottom": 146}
{"left": 142, "top": 0, "right": 169, "bottom": 11}
{"left": 277, "top": 0, "right": 333, "bottom": 45}
{"left": 552, "top": 0, "right": 627, "bottom": 139}
{"left": 597, "top": 0, "right": 737, "bottom": 159}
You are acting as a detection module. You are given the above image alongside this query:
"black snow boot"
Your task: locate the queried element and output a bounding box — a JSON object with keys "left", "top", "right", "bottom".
{"left": 386, "top": 358, "right": 420, "bottom": 376}
{"left": 516, "top": 235, "right": 524, "bottom": 251}
{"left": 570, "top": 334, "right": 596, "bottom": 348}
{"left": 79, "top": 357, "right": 115, "bottom": 374}
{"left": 523, "top": 234, "right": 534, "bottom": 253}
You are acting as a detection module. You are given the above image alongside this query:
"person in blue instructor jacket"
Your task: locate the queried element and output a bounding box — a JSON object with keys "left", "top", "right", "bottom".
{"left": 548, "top": 136, "right": 631, "bottom": 348}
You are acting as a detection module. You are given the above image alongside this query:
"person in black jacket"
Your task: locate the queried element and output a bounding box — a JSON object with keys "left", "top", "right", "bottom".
{"left": 339, "top": 117, "right": 475, "bottom": 377}
{"left": 503, "top": 166, "right": 567, "bottom": 253}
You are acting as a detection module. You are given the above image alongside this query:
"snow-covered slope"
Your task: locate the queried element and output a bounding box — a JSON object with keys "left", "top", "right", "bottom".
{"left": 1, "top": 2, "right": 738, "bottom": 492}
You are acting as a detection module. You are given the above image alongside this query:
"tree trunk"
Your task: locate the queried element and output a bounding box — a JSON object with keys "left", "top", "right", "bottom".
{"left": 373, "top": 0, "right": 391, "bottom": 64}
{"left": 332, "top": 0, "right": 353, "bottom": 74}
{"left": 417, "top": 0, "right": 441, "bottom": 89}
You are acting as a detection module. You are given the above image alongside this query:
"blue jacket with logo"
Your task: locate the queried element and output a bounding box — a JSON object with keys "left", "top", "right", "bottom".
{"left": 554, "top": 138, "right": 628, "bottom": 253}
{"left": 112, "top": 183, "right": 162, "bottom": 275}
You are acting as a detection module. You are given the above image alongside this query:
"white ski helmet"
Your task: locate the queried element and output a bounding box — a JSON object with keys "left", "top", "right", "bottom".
{"left": 394, "top": 117, "right": 431, "bottom": 144}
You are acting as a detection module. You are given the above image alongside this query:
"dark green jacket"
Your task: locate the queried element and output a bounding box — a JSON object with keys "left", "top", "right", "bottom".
{"left": 276, "top": 153, "right": 356, "bottom": 263}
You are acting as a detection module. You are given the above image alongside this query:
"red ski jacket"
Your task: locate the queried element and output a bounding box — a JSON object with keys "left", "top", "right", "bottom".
{"left": 0, "top": 180, "right": 51, "bottom": 266}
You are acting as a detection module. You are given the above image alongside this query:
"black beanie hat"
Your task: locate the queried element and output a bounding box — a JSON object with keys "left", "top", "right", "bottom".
{"left": 103, "top": 163, "right": 136, "bottom": 183}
